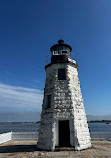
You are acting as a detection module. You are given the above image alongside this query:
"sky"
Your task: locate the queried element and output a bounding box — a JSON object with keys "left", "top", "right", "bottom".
{"left": 0, "top": 0, "right": 111, "bottom": 115}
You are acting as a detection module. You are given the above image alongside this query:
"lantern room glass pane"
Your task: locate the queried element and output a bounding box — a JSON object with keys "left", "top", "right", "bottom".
{"left": 62, "top": 50, "right": 67, "bottom": 54}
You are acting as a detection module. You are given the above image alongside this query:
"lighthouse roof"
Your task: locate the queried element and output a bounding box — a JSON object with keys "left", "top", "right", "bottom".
{"left": 50, "top": 39, "right": 72, "bottom": 52}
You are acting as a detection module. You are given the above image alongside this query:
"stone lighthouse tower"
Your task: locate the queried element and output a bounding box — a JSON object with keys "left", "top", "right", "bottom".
{"left": 37, "top": 39, "right": 91, "bottom": 151}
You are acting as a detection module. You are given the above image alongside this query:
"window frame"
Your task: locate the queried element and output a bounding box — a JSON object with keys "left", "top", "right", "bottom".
{"left": 53, "top": 51, "right": 60, "bottom": 55}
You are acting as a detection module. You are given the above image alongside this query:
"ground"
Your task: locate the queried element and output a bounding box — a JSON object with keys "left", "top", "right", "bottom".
{"left": 0, "top": 140, "right": 111, "bottom": 158}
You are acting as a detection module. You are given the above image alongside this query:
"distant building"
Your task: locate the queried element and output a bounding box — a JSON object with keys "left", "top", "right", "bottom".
{"left": 37, "top": 39, "right": 91, "bottom": 151}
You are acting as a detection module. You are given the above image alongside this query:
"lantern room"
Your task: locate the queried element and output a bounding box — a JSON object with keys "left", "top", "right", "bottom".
{"left": 50, "top": 39, "right": 72, "bottom": 64}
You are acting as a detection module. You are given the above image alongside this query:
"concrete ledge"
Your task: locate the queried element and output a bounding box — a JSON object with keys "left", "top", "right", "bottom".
{"left": 0, "top": 132, "right": 12, "bottom": 144}
{"left": 0, "top": 140, "right": 111, "bottom": 158}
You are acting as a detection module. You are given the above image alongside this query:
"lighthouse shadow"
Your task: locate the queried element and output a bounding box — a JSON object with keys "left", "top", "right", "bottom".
{"left": 55, "top": 146, "right": 75, "bottom": 151}
{"left": 0, "top": 144, "right": 37, "bottom": 153}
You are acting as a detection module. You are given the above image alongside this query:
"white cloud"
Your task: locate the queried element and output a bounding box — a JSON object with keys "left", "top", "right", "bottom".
{"left": 0, "top": 83, "right": 43, "bottom": 111}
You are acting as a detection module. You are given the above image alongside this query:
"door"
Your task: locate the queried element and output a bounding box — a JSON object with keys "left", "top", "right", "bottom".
{"left": 59, "top": 120, "right": 70, "bottom": 146}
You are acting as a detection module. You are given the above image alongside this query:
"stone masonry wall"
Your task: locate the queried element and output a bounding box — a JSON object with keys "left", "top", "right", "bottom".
{"left": 37, "top": 61, "right": 91, "bottom": 151}
{"left": 66, "top": 64, "right": 91, "bottom": 150}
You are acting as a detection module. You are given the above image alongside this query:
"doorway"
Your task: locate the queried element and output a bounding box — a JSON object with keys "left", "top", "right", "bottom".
{"left": 59, "top": 120, "right": 70, "bottom": 146}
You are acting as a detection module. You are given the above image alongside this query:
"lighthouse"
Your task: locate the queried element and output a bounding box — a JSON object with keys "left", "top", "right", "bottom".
{"left": 37, "top": 39, "right": 91, "bottom": 151}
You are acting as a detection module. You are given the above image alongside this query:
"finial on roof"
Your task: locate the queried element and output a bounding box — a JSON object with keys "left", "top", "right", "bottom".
{"left": 58, "top": 39, "right": 64, "bottom": 44}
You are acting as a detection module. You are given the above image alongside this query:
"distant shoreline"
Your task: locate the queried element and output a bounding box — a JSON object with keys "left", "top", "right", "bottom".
{"left": 0, "top": 122, "right": 40, "bottom": 124}
{"left": 88, "top": 120, "right": 111, "bottom": 123}
{"left": 0, "top": 120, "right": 111, "bottom": 123}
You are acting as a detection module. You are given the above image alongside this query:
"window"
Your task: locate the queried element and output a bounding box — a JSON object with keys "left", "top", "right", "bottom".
{"left": 58, "top": 69, "right": 66, "bottom": 80}
{"left": 61, "top": 50, "right": 67, "bottom": 54}
{"left": 53, "top": 51, "right": 60, "bottom": 55}
{"left": 47, "top": 95, "right": 51, "bottom": 109}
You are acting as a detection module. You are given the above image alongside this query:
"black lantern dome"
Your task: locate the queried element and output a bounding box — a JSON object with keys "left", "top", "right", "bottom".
{"left": 50, "top": 39, "right": 72, "bottom": 53}
{"left": 50, "top": 39, "right": 72, "bottom": 64}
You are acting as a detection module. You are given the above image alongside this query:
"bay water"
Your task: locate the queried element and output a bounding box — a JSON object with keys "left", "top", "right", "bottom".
{"left": 0, "top": 122, "right": 111, "bottom": 134}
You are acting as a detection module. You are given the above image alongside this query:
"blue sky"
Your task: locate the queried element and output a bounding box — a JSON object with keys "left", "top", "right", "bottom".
{"left": 0, "top": 0, "right": 111, "bottom": 115}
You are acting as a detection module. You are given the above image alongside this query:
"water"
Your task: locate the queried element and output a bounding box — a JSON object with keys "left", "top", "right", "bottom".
{"left": 88, "top": 123, "right": 111, "bottom": 132}
{"left": 0, "top": 122, "right": 111, "bottom": 134}
{"left": 0, "top": 122, "right": 40, "bottom": 134}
